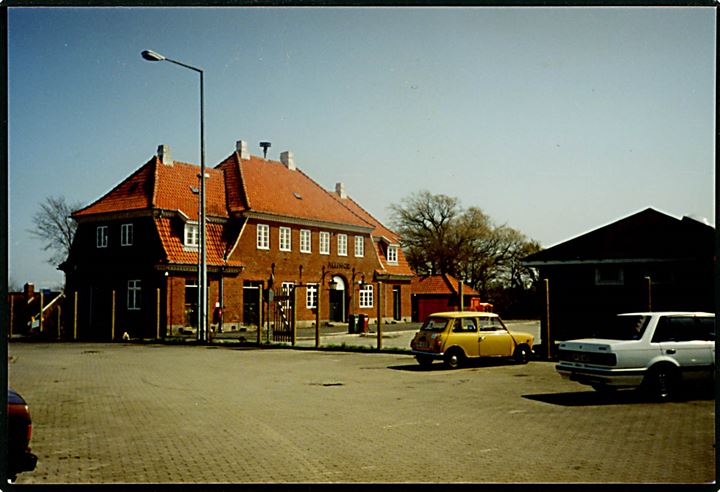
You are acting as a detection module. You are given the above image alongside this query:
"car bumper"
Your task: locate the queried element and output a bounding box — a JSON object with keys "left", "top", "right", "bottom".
{"left": 411, "top": 350, "right": 444, "bottom": 359}
{"left": 10, "top": 450, "right": 38, "bottom": 476}
{"left": 556, "top": 364, "right": 645, "bottom": 388}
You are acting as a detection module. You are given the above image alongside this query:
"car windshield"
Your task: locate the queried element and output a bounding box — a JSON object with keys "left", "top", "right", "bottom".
{"left": 599, "top": 315, "right": 650, "bottom": 340}
{"left": 420, "top": 317, "right": 449, "bottom": 332}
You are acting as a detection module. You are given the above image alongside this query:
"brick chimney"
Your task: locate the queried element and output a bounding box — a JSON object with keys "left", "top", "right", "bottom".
{"left": 236, "top": 140, "right": 250, "bottom": 160}
{"left": 157, "top": 144, "right": 173, "bottom": 166}
{"left": 335, "top": 182, "right": 347, "bottom": 199}
{"left": 280, "top": 151, "right": 296, "bottom": 171}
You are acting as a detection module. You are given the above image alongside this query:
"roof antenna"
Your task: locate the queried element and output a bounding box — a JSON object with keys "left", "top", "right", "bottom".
{"left": 259, "top": 141, "right": 271, "bottom": 159}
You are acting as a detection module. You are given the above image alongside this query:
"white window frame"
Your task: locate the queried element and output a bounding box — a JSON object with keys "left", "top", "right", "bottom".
{"left": 306, "top": 283, "right": 318, "bottom": 309}
{"left": 300, "top": 229, "right": 312, "bottom": 254}
{"left": 257, "top": 224, "right": 270, "bottom": 250}
{"left": 387, "top": 245, "right": 398, "bottom": 264}
{"left": 121, "top": 223, "right": 133, "bottom": 247}
{"left": 127, "top": 280, "right": 141, "bottom": 310}
{"left": 319, "top": 231, "right": 330, "bottom": 255}
{"left": 359, "top": 284, "right": 374, "bottom": 308}
{"left": 184, "top": 223, "right": 199, "bottom": 248}
{"left": 354, "top": 236, "right": 364, "bottom": 257}
{"left": 96, "top": 226, "right": 108, "bottom": 248}
{"left": 279, "top": 226, "right": 292, "bottom": 252}
{"left": 337, "top": 234, "right": 348, "bottom": 256}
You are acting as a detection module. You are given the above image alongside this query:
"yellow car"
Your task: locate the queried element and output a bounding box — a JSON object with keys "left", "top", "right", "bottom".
{"left": 410, "top": 311, "right": 534, "bottom": 369}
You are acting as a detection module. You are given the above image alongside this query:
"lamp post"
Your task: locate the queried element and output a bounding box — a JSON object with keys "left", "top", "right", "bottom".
{"left": 142, "top": 49, "right": 208, "bottom": 343}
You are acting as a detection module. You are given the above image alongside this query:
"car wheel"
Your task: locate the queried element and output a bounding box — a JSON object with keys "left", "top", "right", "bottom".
{"left": 513, "top": 345, "right": 531, "bottom": 364}
{"left": 416, "top": 355, "right": 433, "bottom": 369}
{"left": 443, "top": 348, "right": 464, "bottom": 369}
{"left": 643, "top": 364, "right": 679, "bottom": 402}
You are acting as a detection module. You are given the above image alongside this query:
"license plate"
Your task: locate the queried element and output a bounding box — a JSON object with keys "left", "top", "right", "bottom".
{"left": 416, "top": 341, "right": 428, "bottom": 348}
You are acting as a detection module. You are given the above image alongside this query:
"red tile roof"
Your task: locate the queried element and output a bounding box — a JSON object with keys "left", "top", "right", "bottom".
{"left": 411, "top": 274, "right": 480, "bottom": 296}
{"left": 155, "top": 218, "right": 242, "bottom": 267}
{"left": 216, "top": 153, "right": 372, "bottom": 228}
{"left": 72, "top": 158, "right": 156, "bottom": 217}
{"left": 73, "top": 157, "right": 227, "bottom": 220}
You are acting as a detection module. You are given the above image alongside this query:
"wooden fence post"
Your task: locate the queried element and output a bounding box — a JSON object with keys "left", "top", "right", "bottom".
{"left": 9, "top": 295, "right": 14, "bottom": 337}
{"left": 111, "top": 290, "right": 116, "bottom": 341}
{"left": 545, "top": 279, "right": 551, "bottom": 360}
{"left": 73, "top": 291, "right": 78, "bottom": 340}
{"left": 315, "top": 283, "right": 321, "bottom": 348}
{"left": 39, "top": 290, "right": 44, "bottom": 334}
{"left": 376, "top": 281, "right": 383, "bottom": 351}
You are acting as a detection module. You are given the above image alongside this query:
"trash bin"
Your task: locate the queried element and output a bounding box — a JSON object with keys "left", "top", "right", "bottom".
{"left": 358, "top": 314, "right": 367, "bottom": 334}
{"left": 348, "top": 314, "right": 356, "bottom": 334}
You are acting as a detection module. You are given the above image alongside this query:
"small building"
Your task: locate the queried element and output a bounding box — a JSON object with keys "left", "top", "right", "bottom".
{"left": 410, "top": 274, "right": 483, "bottom": 322}
{"left": 8, "top": 283, "right": 63, "bottom": 338}
{"left": 61, "top": 140, "right": 414, "bottom": 341}
{"left": 523, "top": 208, "right": 714, "bottom": 341}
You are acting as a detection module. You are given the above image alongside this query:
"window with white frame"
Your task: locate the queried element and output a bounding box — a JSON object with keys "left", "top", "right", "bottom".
{"left": 387, "top": 245, "right": 398, "bottom": 264}
{"left": 279, "top": 227, "right": 292, "bottom": 252}
{"left": 354, "top": 236, "right": 364, "bottom": 257}
{"left": 127, "top": 280, "right": 141, "bottom": 310}
{"left": 257, "top": 224, "right": 270, "bottom": 250}
{"left": 300, "top": 229, "right": 311, "bottom": 254}
{"left": 359, "top": 284, "right": 374, "bottom": 308}
{"left": 184, "top": 223, "right": 199, "bottom": 248}
{"left": 121, "top": 223, "right": 133, "bottom": 246}
{"left": 337, "top": 234, "right": 348, "bottom": 256}
{"left": 96, "top": 226, "right": 108, "bottom": 248}
{"left": 306, "top": 283, "right": 318, "bottom": 309}
{"left": 319, "top": 231, "right": 330, "bottom": 255}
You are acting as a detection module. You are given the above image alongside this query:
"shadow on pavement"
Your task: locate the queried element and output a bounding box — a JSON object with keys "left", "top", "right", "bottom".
{"left": 388, "top": 358, "right": 527, "bottom": 372}
{"left": 523, "top": 387, "right": 714, "bottom": 407}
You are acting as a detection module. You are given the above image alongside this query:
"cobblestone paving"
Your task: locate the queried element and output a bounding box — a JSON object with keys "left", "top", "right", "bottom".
{"left": 8, "top": 342, "right": 715, "bottom": 484}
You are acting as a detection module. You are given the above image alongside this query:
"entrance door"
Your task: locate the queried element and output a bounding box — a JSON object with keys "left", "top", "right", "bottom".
{"left": 328, "top": 276, "right": 346, "bottom": 322}
{"left": 243, "top": 281, "right": 262, "bottom": 327}
{"left": 392, "top": 286, "right": 401, "bottom": 320}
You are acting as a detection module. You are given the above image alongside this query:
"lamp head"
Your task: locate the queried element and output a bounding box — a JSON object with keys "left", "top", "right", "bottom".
{"left": 141, "top": 50, "right": 166, "bottom": 62}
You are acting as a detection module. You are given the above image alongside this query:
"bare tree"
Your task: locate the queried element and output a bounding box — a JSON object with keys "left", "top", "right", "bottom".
{"left": 29, "top": 195, "right": 82, "bottom": 267}
{"left": 390, "top": 190, "right": 542, "bottom": 315}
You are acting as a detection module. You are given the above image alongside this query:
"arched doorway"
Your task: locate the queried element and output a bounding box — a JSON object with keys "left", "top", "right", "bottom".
{"left": 328, "top": 275, "right": 346, "bottom": 322}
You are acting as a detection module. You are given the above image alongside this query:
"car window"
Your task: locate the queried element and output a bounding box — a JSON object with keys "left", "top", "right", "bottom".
{"left": 421, "top": 317, "right": 449, "bottom": 332}
{"left": 478, "top": 317, "right": 502, "bottom": 331}
{"left": 697, "top": 318, "right": 715, "bottom": 341}
{"left": 452, "top": 318, "right": 478, "bottom": 333}
{"left": 652, "top": 316, "right": 711, "bottom": 343}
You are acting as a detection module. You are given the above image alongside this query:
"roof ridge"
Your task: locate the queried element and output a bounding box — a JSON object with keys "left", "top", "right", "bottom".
{"left": 323, "top": 188, "right": 379, "bottom": 231}
{"left": 72, "top": 156, "right": 155, "bottom": 216}
{"left": 236, "top": 152, "right": 252, "bottom": 210}
{"left": 151, "top": 157, "right": 160, "bottom": 208}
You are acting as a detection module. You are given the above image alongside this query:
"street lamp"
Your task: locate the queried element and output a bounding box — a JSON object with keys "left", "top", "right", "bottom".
{"left": 142, "top": 49, "right": 208, "bottom": 343}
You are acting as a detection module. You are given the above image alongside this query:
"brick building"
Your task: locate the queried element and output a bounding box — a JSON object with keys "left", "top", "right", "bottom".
{"left": 61, "top": 140, "right": 414, "bottom": 340}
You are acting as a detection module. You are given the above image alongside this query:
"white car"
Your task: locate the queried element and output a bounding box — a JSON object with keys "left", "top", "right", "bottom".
{"left": 556, "top": 312, "right": 714, "bottom": 401}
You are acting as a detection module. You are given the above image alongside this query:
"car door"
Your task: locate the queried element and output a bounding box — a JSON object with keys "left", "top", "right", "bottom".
{"left": 450, "top": 318, "right": 479, "bottom": 358}
{"left": 478, "top": 317, "right": 514, "bottom": 357}
{"left": 652, "top": 315, "right": 715, "bottom": 381}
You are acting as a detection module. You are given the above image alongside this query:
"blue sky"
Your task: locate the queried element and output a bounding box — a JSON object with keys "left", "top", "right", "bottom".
{"left": 7, "top": 6, "right": 716, "bottom": 288}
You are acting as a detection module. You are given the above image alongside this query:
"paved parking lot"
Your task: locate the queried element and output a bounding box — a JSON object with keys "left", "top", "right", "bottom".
{"left": 8, "top": 342, "right": 715, "bottom": 484}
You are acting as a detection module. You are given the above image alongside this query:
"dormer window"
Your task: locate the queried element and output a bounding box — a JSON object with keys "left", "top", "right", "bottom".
{"left": 184, "top": 223, "right": 199, "bottom": 248}
{"left": 387, "top": 245, "right": 398, "bottom": 264}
